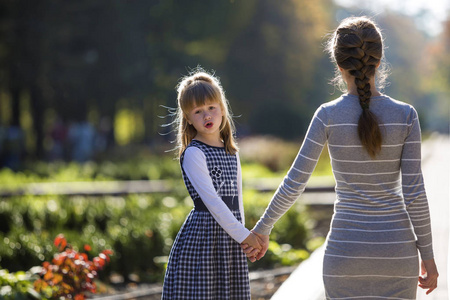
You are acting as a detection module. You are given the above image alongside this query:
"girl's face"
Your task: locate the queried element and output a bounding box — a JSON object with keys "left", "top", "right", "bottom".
{"left": 186, "top": 101, "right": 224, "bottom": 142}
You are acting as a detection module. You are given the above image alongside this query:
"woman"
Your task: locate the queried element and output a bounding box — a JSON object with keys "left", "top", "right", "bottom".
{"left": 244, "top": 16, "right": 438, "bottom": 299}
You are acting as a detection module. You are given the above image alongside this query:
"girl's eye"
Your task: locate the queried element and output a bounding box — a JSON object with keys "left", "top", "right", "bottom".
{"left": 209, "top": 106, "right": 216, "bottom": 110}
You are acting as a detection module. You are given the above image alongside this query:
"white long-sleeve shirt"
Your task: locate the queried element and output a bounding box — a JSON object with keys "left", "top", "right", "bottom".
{"left": 183, "top": 146, "right": 250, "bottom": 243}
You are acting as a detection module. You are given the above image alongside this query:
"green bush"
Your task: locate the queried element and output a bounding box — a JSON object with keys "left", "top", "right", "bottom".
{"left": 0, "top": 188, "right": 314, "bottom": 281}
{"left": 0, "top": 152, "right": 322, "bottom": 283}
{"left": 0, "top": 156, "right": 181, "bottom": 187}
{"left": 0, "top": 269, "right": 40, "bottom": 300}
{"left": 239, "top": 136, "right": 301, "bottom": 173}
{"left": 243, "top": 189, "right": 312, "bottom": 270}
{"left": 239, "top": 135, "right": 332, "bottom": 177}
{"left": 0, "top": 192, "right": 191, "bottom": 283}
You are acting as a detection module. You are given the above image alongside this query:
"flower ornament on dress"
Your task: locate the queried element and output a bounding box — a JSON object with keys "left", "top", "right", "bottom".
{"left": 211, "top": 166, "right": 225, "bottom": 194}
{"left": 211, "top": 167, "right": 222, "bottom": 179}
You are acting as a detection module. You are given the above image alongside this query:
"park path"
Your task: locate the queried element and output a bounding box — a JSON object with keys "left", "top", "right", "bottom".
{"left": 271, "top": 134, "right": 450, "bottom": 300}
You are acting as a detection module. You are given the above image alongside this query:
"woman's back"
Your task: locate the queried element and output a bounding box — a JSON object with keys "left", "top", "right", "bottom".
{"left": 254, "top": 93, "right": 433, "bottom": 298}
{"left": 317, "top": 94, "right": 433, "bottom": 298}
{"left": 325, "top": 94, "right": 416, "bottom": 210}
{"left": 252, "top": 15, "right": 437, "bottom": 298}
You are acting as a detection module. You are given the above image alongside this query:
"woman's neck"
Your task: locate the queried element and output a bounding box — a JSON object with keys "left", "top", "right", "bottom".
{"left": 347, "top": 82, "right": 381, "bottom": 97}
{"left": 342, "top": 70, "right": 381, "bottom": 97}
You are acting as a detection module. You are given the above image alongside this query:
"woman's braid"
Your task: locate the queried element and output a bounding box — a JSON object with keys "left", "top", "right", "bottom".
{"left": 330, "top": 17, "right": 384, "bottom": 158}
{"left": 335, "top": 25, "right": 381, "bottom": 110}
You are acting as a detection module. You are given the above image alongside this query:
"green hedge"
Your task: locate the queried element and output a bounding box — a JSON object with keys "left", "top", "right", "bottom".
{"left": 0, "top": 143, "right": 329, "bottom": 284}
{"left": 0, "top": 269, "right": 40, "bottom": 299}
{"left": 0, "top": 187, "right": 313, "bottom": 283}
{"left": 0, "top": 155, "right": 181, "bottom": 190}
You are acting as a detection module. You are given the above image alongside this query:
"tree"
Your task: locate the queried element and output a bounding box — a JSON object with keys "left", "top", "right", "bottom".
{"left": 224, "top": 0, "right": 334, "bottom": 139}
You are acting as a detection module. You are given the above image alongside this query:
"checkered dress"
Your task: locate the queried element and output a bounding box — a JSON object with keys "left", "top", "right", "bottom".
{"left": 162, "top": 140, "right": 250, "bottom": 300}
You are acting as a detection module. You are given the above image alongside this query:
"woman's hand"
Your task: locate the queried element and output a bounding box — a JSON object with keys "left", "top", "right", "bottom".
{"left": 418, "top": 258, "right": 438, "bottom": 295}
{"left": 241, "top": 231, "right": 269, "bottom": 262}
{"left": 251, "top": 231, "right": 269, "bottom": 260}
{"left": 241, "top": 232, "right": 262, "bottom": 262}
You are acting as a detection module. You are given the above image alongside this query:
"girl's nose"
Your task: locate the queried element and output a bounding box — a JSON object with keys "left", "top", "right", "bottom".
{"left": 204, "top": 113, "right": 211, "bottom": 120}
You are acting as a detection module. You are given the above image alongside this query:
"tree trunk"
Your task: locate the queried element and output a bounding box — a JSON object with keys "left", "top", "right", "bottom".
{"left": 30, "top": 84, "right": 45, "bottom": 159}
{"left": 10, "top": 83, "right": 21, "bottom": 127}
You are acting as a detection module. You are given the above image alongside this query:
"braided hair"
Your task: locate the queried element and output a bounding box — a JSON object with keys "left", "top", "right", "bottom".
{"left": 328, "top": 17, "right": 385, "bottom": 158}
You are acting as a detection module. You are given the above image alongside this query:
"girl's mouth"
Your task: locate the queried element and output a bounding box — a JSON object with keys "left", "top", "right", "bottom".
{"left": 205, "top": 122, "right": 213, "bottom": 128}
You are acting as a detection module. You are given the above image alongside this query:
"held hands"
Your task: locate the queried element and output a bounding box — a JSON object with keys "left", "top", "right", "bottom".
{"left": 418, "top": 258, "right": 438, "bottom": 295}
{"left": 241, "top": 232, "right": 262, "bottom": 262}
{"left": 240, "top": 230, "right": 269, "bottom": 263}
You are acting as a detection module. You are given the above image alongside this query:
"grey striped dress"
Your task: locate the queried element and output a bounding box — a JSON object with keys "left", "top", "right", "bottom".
{"left": 253, "top": 94, "right": 434, "bottom": 299}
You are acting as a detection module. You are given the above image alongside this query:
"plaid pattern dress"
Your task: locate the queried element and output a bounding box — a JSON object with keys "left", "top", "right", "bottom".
{"left": 162, "top": 140, "right": 250, "bottom": 300}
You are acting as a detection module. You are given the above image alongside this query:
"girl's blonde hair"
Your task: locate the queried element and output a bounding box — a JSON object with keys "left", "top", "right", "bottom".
{"left": 175, "top": 69, "right": 238, "bottom": 157}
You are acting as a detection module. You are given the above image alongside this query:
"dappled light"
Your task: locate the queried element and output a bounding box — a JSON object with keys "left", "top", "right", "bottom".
{"left": 0, "top": 0, "right": 448, "bottom": 299}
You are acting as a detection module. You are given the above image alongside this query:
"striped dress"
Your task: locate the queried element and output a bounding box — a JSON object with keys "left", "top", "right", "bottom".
{"left": 253, "top": 94, "right": 434, "bottom": 299}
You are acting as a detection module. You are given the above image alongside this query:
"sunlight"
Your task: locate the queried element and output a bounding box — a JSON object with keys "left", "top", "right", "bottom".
{"left": 333, "top": 0, "right": 450, "bottom": 35}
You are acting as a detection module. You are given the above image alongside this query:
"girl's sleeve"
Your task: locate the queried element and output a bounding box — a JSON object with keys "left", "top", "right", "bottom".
{"left": 401, "top": 107, "right": 434, "bottom": 260}
{"left": 253, "top": 106, "right": 328, "bottom": 235}
{"left": 236, "top": 152, "right": 245, "bottom": 226}
{"left": 183, "top": 147, "right": 251, "bottom": 243}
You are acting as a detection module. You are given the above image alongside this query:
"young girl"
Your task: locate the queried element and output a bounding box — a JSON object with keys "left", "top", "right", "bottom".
{"left": 162, "top": 69, "right": 261, "bottom": 300}
{"left": 245, "top": 16, "right": 438, "bottom": 298}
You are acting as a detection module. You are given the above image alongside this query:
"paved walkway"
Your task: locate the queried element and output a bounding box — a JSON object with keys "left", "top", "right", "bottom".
{"left": 271, "top": 134, "right": 450, "bottom": 300}
{"left": 417, "top": 134, "right": 449, "bottom": 299}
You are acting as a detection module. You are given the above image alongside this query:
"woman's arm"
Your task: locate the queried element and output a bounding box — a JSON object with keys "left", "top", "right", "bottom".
{"left": 400, "top": 107, "right": 434, "bottom": 261}
{"left": 253, "top": 106, "right": 328, "bottom": 236}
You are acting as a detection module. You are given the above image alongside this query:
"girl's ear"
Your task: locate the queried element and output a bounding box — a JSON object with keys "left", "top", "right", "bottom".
{"left": 184, "top": 114, "right": 192, "bottom": 125}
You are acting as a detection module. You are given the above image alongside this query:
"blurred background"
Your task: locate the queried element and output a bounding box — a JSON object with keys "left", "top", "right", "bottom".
{"left": 0, "top": 0, "right": 448, "bottom": 168}
{"left": 0, "top": 0, "right": 449, "bottom": 297}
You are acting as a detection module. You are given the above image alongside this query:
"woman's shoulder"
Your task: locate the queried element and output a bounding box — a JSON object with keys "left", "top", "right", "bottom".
{"left": 376, "top": 95, "right": 418, "bottom": 120}
{"left": 378, "top": 95, "right": 413, "bottom": 108}
{"left": 320, "top": 94, "right": 416, "bottom": 112}
{"left": 314, "top": 95, "right": 350, "bottom": 117}
{"left": 314, "top": 94, "right": 418, "bottom": 125}
{"left": 318, "top": 94, "right": 356, "bottom": 112}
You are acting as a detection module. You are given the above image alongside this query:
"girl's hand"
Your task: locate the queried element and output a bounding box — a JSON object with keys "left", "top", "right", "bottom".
{"left": 251, "top": 230, "right": 269, "bottom": 260}
{"left": 418, "top": 258, "right": 438, "bottom": 295}
{"left": 241, "top": 233, "right": 262, "bottom": 262}
{"left": 241, "top": 231, "right": 269, "bottom": 262}
{"left": 241, "top": 244, "right": 258, "bottom": 263}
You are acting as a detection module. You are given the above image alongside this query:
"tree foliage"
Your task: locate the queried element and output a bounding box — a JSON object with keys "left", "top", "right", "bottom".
{"left": 0, "top": 1, "right": 448, "bottom": 162}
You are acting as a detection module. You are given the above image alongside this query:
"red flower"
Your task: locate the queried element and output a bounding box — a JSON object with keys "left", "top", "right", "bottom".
{"left": 34, "top": 234, "right": 113, "bottom": 300}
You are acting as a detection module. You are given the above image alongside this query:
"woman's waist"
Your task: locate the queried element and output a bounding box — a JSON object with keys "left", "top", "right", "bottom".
{"left": 331, "top": 208, "right": 412, "bottom": 232}
{"left": 334, "top": 192, "right": 405, "bottom": 212}
{"left": 328, "top": 216, "right": 416, "bottom": 244}
{"left": 335, "top": 186, "right": 403, "bottom": 200}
